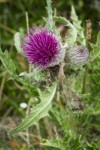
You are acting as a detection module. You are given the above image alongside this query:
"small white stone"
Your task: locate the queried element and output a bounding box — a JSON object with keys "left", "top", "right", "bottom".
{"left": 20, "top": 102, "right": 27, "bottom": 109}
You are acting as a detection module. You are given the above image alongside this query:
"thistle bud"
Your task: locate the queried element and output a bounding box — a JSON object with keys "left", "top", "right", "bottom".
{"left": 68, "top": 45, "right": 89, "bottom": 67}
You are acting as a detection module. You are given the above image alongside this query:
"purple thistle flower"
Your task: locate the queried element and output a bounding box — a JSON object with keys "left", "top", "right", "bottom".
{"left": 22, "top": 29, "right": 65, "bottom": 69}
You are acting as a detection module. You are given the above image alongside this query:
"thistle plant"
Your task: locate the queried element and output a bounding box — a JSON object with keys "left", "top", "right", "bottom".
{"left": 0, "top": 0, "right": 100, "bottom": 149}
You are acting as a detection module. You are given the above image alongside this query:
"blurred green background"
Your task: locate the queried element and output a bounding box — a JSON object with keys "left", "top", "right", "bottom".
{"left": 0, "top": 0, "right": 100, "bottom": 48}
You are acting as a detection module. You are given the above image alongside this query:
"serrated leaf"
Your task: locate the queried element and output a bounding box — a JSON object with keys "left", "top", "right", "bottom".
{"left": 89, "top": 31, "right": 100, "bottom": 62}
{"left": 9, "top": 82, "right": 57, "bottom": 135}
{"left": 53, "top": 16, "right": 77, "bottom": 48}
{"left": 71, "top": 6, "right": 86, "bottom": 45}
{"left": 42, "top": 138, "right": 66, "bottom": 150}
{"left": 14, "top": 32, "right": 23, "bottom": 53}
{"left": 46, "top": 0, "right": 60, "bottom": 38}
{"left": 0, "top": 48, "right": 16, "bottom": 76}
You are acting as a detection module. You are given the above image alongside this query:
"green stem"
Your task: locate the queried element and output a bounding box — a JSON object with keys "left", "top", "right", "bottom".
{"left": 82, "top": 67, "right": 87, "bottom": 94}
{"left": 82, "top": 39, "right": 89, "bottom": 94}
{"left": 46, "top": 0, "right": 54, "bottom": 32}
{"left": 47, "top": 0, "right": 53, "bottom": 22}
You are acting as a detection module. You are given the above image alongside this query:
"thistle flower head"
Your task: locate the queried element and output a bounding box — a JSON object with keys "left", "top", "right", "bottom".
{"left": 68, "top": 45, "right": 89, "bottom": 67}
{"left": 22, "top": 28, "right": 65, "bottom": 69}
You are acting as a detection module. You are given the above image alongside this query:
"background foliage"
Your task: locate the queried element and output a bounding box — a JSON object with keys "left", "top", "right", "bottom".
{"left": 0, "top": 0, "right": 100, "bottom": 149}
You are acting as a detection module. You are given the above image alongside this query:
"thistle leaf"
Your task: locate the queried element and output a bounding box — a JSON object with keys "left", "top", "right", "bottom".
{"left": 54, "top": 16, "right": 77, "bottom": 48}
{"left": 71, "top": 6, "right": 86, "bottom": 45}
{"left": 90, "top": 31, "right": 100, "bottom": 62}
{"left": 9, "top": 82, "right": 57, "bottom": 135}
{"left": 14, "top": 32, "right": 23, "bottom": 53}
{"left": 42, "top": 138, "right": 66, "bottom": 150}
{"left": 0, "top": 48, "right": 16, "bottom": 76}
{"left": 46, "top": 0, "right": 59, "bottom": 38}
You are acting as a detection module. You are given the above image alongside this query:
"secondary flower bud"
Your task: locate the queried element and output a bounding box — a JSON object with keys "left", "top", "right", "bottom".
{"left": 68, "top": 45, "right": 89, "bottom": 67}
{"left": 22, "top": 28, "right": 65, "bottom": 69}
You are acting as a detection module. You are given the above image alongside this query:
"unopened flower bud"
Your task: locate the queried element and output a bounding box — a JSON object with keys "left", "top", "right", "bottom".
{"left": 68, "top": 45, "right": 89, "bottom": 67}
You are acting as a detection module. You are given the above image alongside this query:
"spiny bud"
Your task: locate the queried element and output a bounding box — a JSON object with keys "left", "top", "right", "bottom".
{"left": 68, "top": 45, "right": 89, "bottom": 67}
